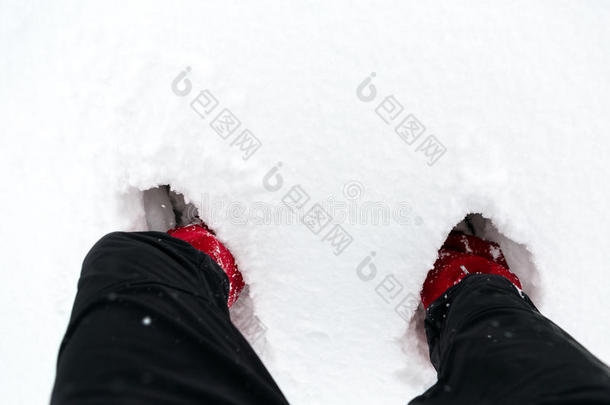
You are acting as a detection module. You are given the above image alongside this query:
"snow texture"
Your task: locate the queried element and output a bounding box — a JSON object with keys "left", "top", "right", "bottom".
{"left": 1, "top": 1, "right": 610, "bottom": 404}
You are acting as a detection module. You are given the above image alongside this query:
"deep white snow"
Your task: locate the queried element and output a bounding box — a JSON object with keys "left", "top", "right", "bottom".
{"left": 1, "top": 1, "right": 610, "bottom": 404}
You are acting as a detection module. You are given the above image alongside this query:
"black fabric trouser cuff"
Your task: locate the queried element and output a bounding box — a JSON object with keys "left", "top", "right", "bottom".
{"left": 411, "top": 274, "right": 610, "bottom": 405}
{"left": 51, "top": 232, "right": 289, "bottom": 405}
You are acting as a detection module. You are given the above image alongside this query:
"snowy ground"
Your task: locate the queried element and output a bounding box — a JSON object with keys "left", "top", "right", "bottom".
{"left": 2, "top": 1, "right": 610, "bottom": 404}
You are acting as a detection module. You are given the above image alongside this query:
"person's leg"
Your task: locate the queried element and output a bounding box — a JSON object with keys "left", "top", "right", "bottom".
{"left": 51, "top": 231, "right": 289, "bottom": 405}
{"left": 411, "top": 234, "right": 610, "bottom": 405}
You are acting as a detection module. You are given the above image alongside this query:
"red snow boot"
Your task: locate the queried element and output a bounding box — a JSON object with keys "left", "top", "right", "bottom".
{"left": 421, "top": 231, "right": 522, "bottom": 309}
{"left": 168, "top": 223, "right": 244, "bottom": 307}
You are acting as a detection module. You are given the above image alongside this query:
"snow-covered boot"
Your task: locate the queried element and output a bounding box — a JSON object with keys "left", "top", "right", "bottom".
{"left": 143, "top": 185, "right": 244, "bottom": 307}
{"left": 421, "top": 230, "right": 522, "bottom": 309}
{"left": 169, "top": 223, "right": 244, "bottom": 307}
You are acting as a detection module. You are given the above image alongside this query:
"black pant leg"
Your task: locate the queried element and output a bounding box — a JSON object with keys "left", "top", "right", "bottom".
{"left": 410, "top": 274, "right": 610, "bottom": 405}
{"left": 51, "top": 231, "right": 289, "bottom": 405}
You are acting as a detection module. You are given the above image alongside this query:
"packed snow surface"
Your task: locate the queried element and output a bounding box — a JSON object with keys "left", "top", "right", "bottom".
{"left": 1, "top": 1, "right": 610, "bottom": 404}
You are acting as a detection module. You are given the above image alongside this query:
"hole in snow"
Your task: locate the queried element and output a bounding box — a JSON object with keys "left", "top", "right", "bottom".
{"left": 140, "top": 185, "right": 268, "bottom": 353}
{"left": 401, "top": 213, "right": 542, "bottom": 378}
{"left": 142, "top": 185, "right": 199, "bottom": 232}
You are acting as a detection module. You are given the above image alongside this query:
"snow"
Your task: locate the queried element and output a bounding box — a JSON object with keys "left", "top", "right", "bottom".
{"left": 1, "top": 1, "right": 610, "bottom": 404}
